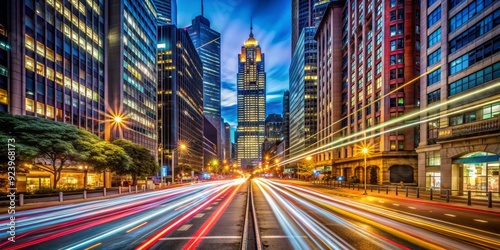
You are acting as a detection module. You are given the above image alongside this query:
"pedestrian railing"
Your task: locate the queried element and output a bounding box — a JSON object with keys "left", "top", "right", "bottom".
{"left": 310, "top": 180, "right": 499, "bottom": 208}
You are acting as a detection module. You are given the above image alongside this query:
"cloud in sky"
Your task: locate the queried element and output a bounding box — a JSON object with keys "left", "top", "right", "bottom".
{"left": 177, "top": 0, "right": 291, "bottom": 128}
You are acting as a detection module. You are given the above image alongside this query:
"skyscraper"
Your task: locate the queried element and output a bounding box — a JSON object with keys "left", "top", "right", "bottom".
{"left": 4, "top": 0, "right": 106, "bottom": 137}
{"left": 237, "top": 23, "right": 266, "bottom": 168}
{"left": 292, "top": 0, "right": 313, "bottom": 53}
{"left": 157, "top": 25, "right": 204, "bottom": 176}
{"left": 186, "top": 8, "right": 222, "bottom": 159}
{"left": 292, "top": 0, "right": 332, "bottom": 53}
{"left": 107, "top": 0, "right": 158, "bottom": 154}
{"left": 417, "top": 1, "right": 500, "bottom": 194}
{"left": 316, "top": 0, "right": 420, "bottom": 184}
{"left": 289, "top": 27, "right": 317, "bottom": 158}
{"left": 283, "top": 91, "right": 290, "bottom": 158}
{"left": 265, "top": 114, "right": 283, "bottom": 143}
{"left": 153, "top": 0, "right": 177, "bottom": 25}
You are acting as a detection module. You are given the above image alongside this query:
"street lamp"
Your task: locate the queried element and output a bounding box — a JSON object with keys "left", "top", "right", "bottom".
{"left": 172, "top": 143, "right": 187, "bottom": 184}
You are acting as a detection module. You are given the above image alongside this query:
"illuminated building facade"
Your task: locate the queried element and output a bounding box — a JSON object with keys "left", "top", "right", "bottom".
{"left": 289, "top": 27, "right": 317, "bottom": 159}
{"left": 0, "top": 0, "right": 8, "bottom": 113}
{"left": 236, "top": 24, "right": 266, "bottom": 168}
{"left": 417, "top": 0, "right": 500, "bottom": 194}
{"left": 224, "top": 122, "right": 231, "bottom": 160}
{"left": 283, "top": 91, "right": 290, "bottom": 158}
{"left": 157, "top": 25, "right": 204, "bottom": 174}
{"left": 186, "top": 13, "right": 222, "bottom": 159}
{"left": 265, "top": 114, "right": 283, "bottom": 143}
{"left": 107, "top": 0, "right": 158, "bottom": 154}
{"left": 153, "top": 0, "right": 176, "bottom": 25}
{"left": 316, "top": 0, "right": 420, "bottom": 184}
{"left": 6, "top": 0, "right": 107, "bottom": 137}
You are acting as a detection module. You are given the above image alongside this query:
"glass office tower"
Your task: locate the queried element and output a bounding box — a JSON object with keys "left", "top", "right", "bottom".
{"left": 107, "top": 0, "right": 158, "bottom": 154}
{"left": 236, "top": 25, "right": 266, "bottom": 168}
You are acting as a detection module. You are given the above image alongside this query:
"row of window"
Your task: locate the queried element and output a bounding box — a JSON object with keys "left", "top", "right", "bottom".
{"left": 427, "top": 6, "right": 441, "bottom": 28}
{"left": 427, "top": 89, "right": 441, "bottom": 105}
{"left": 427, "top": 68, "right": 441, "bottom": 86}
{"left": 449, "top": 62, "right": 500, "bottom": 96}
{"left": 449, "top": 0, "right": 495, "bottom": 32}
{"left": 449, "top": 35, "right": 500, "bottom": 75}
{"left": 449, "top": 9, "right": 500, "bottom": 53}
{"left": 427, "top": 49, "right": 441, "bottom": 66}
{"left": 428, "top": 27, "right": 441, "bottom": 48}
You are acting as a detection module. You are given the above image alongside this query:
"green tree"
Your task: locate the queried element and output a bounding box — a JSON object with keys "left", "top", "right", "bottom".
{"left": 112, "top": 139, "right": 158, "bottom": 185}
{"left": 0, "top": 113, "right": 132, "bottom": 189}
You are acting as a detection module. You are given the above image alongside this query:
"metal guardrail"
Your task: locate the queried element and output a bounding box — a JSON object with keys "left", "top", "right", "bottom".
{"left": 312, "top": 180, "right": 499, "bottom": 208}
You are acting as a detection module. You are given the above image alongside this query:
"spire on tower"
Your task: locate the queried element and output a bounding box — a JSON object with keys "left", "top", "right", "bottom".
{"left": 250, "top": 16, "right": 253, "bottom": 38}
{"left": 201, "top": 0, "right": 204, "bottom": 17}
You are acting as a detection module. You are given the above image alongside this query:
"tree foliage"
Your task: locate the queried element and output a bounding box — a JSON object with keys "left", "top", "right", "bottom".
{"left": 112, "top": 139, "right": 158, "bottom": 185}
{"left": 0, "top": 113, "right": 131, "bottom": 188}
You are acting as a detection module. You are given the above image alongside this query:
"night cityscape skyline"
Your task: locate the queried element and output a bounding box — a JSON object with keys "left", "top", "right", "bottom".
{"left": 178, "top": 0, "right": 292, "bottom": 131}
{"left": 0, "top": 0, "right": 500, "bottom": 249}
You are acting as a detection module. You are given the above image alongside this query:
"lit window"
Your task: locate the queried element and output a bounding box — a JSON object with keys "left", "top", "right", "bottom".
{"left": 46, "top": 47, "right": 54, "bottom": 61}
{"left": 0, "top": 89, "right": 8, "bottom": 104}
{"left": 46, "top": 68, "right": 54, "bottom": 81}
{"left": 25, "top": 56, "right": 34, "bottom": 71}
{"left": 0, "top": 65, "right": 7, "bottom": 77}
{"left": 36, "top": 102, "right": 45, "bottom": 115}
{"left": 25, "top": 98, "right": 34, "bottom": 112}
{"left": 36, "top": 62, "right": 44, "bottom": 76}
{"left": 46, "top": 105, "right": 54, "bottom": 118}
{"left": 376, "top": 77, "right": 382, "bottom": 89}
{"left": 25, "top": 35, "right": 34, "bottom": 50}
{"left": 36, "top": 41, "right": 45, "bottom": 56}
{"left": 55, "top": 72, "right": 63, "bottom": 85}
{"left": 390, "top": 141, "right": 396, "bottom": 150}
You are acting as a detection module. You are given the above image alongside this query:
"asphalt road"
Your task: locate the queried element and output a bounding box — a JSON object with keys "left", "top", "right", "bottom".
{"left": 1, "top": 177, "right": 499, "bottom": 249}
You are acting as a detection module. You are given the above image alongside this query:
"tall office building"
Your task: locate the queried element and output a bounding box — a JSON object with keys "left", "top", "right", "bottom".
{"left": 5, "top": 0, "right": 106, "bottom": 137}
{"left": 417, "top": 1, "right": 500, "bottom": 194}
{"left": 153, "top": 0, "right": 177, "bottom": 25}
{"left": 224, "top": 122, "right": 231, "bottom": 160}
{"left": 292, "top": 0, "right": 313, "bottom": 53}
{"left": 107, "top": 0, "right": 158, "bottom": 154}
{"left": 236, "top": 24, "right": 266, "bottom": 168}
{"left": 265, "top": 114, "right": 283, "bottom": 143}
{"left": 157, "top": 25, "right": 204, "bottom": 175}
{"left": 292, "top": 0, "right": 332, "bottom": 53}
{"left": 316, "top": 0, "right": 420, "bottom": 184}
{"left": 282, "top": 91, "right": 290, "bottom": 158}
{"left": 186, "top": 9, "right": 222, "bottom": 159}
{"left": 0, "top": 0, "right": 8, "bottom": 113}
{"left": 289, "top": 27, "right": 317, "bottom": 158}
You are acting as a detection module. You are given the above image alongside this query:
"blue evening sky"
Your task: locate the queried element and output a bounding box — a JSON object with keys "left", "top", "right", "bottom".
{"left": 177, "top": 0, "right": 291, "bottom": 132}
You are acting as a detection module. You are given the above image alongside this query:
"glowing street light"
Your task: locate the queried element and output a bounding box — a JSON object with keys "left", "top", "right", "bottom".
{"left": 172, "top": 143, "right": 187, "bottom": 184}
{"left": 113, "top": 116, "right": 123, "bottom": 124}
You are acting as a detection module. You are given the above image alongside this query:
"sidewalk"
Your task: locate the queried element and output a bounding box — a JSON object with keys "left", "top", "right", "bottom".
{"left": 277, "top": 179, "right": 500, "bottom": 214}
{"left": 0, "top": 183, "right": 190, "bottom": 213}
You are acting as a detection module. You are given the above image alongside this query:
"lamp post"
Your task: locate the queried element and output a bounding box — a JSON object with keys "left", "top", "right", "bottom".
{"left": 172, "top": 144, "right": 187, "bottom": 184}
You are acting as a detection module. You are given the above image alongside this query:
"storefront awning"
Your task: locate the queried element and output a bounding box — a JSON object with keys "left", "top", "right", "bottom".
{"left": 453, "top": 155, "right": 499, "bottom": 164}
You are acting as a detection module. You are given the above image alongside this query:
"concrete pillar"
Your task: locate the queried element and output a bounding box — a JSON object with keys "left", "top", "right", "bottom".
{"left": 83, "top": 190, "right": 87, "bottom": 199}
{"left": 19, "top": 194, "right": 24, "bottom": 206}
{"left": 59, "top": 192, "right": 63, "bottom": 202}
{"left": 103, "top": 188, "right": 107, "bottom": 197}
